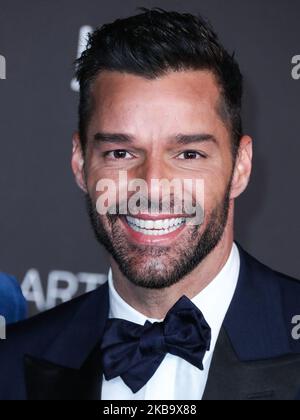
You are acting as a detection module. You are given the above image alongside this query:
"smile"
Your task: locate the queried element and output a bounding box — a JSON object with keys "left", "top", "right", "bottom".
{"left": 119, "top": 212, "right": 192, "bottom": 245}
{"left": 124, "top": 215, "right": 186, "bottom": 236}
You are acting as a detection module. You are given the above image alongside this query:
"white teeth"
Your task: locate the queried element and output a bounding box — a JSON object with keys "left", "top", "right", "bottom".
{"left": 145, "top": 220, "right": 154, "bottom": 229}
{"left": 125, "top": 216, "right": 186, "bottom": 236}
{"left": 153, "top": 220, "right": 163, "bottom": 230}
{"left": 127, "top": 216, "right": 135, "bottom": 225}
{"left": 163, "top": 219, "right": 169, "bottom": 229}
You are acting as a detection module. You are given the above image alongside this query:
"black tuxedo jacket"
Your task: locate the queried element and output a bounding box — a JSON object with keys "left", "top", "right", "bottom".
{"left": 1, "top": 245, "right": 300, "bottom": 400}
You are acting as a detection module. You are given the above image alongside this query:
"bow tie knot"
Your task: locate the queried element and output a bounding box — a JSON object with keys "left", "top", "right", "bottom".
{"left": 101, "top": 296, "right": 211, "bottom": 393}
{"left": 139, "top": 321, "right": 167, "bottom": 355}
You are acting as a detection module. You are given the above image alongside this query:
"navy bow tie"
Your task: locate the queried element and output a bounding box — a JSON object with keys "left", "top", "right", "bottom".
{"left": 101, "top": 295, "right": 211, "bottom": 393}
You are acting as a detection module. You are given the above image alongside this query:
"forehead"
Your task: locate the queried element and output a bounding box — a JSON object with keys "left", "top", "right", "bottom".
{"left": 89, "top": 70, "right": 226, "bottom": 138}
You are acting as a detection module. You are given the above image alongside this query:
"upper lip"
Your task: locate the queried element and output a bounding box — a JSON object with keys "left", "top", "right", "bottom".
{"left": 123, "top": 214, "right": 192, "bottom": 221}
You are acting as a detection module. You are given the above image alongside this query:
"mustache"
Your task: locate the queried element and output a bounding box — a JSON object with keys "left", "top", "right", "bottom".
{"left": 104, "top": 197, "right": 204, "bottom": 227}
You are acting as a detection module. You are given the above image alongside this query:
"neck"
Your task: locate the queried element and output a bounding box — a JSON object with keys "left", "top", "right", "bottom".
{"left": 110, "top": 209, "right": 234, "bottom": 320}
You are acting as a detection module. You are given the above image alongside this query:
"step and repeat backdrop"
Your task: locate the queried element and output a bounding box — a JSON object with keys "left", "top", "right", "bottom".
{"left": 0, "top": 0, "right": 299, "bottom": 316}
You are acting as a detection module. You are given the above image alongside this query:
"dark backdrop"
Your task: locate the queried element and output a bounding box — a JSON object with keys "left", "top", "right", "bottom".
{"left": 0, "top": 0, "right": 299, "bottom": 316}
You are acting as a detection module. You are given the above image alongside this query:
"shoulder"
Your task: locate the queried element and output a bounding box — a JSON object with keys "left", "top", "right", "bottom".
{"left": 5, "top": 288, "right": 97, "bottom": 344}
{"left": 0, "top": 282, "right": 108, "bottom": 356}
{"left": 238, "top": 242, "right": 300, "bottom": 291}
{"left": 238, "top": 245, "right": 300, "bottom": 353}
{"left": 269, "top": 266, "right": 300, "bottom": 342}
{"left": 0, "top": 273, "right": 27, "bottom": 323}
{"left": 242, "top": 247, "right": 300, "bottom": 308}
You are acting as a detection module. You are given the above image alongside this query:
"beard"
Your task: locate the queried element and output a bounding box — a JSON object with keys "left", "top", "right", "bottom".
{"left": 85, "top": 183, "right": 232, "bottom": 290}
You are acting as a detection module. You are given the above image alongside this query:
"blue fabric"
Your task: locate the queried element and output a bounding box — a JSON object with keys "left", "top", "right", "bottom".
{"left": 0, "top": 273, "right": 27, "bottom": 324}
{"left": 101, "top": 295, "right": 211, "bottom": 393}
{"left": 224, "top": 244, "right": 300, "bottom": 360}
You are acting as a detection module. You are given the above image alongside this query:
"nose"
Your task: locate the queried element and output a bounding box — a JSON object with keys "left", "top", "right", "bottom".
{"left": 134, "top": 158, "right": 175, "bottom": 207}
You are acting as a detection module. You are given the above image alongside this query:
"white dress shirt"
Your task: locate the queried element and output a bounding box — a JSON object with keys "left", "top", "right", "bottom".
{"left": 101, "top": 243, "right": 240, "bottom": 400}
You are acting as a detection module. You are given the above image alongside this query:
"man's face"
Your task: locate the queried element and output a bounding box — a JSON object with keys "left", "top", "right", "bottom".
{"left": 73, "top": 70, "right": 250, "bottom": 289}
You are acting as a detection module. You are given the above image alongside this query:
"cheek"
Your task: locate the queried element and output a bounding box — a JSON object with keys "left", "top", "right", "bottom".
{"left": 84, "top": 150, "right": 118, "bottom": 194}
{"left": 201, "top": 175, "right": 229, "bottom": 214}
{"left": 199, "top": 153, "right": 233, "bottom": 202}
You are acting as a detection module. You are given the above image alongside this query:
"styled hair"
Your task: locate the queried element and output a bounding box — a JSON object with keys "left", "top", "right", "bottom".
{"left": 75, "top": 8, "right": 243, "bottom": 156}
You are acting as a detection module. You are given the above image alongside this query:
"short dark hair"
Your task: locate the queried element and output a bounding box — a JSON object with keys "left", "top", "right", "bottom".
{"left": 75, "top": 8, "right": 243, "bottom": 156}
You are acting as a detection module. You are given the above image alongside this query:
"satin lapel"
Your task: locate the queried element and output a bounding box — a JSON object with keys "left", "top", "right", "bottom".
{"left": 23, "top": 283, "right": 109, "bottom": 400}
{"left": 203, "top": 328, "right": 300, "bottom": 400}
{"left": 24, "top": 342, "right": 104, "bottom": 400}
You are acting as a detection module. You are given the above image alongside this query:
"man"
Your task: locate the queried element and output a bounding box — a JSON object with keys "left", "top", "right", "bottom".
{"left": 0, "top": 9, "right": 300, "bottom": 400}
{"left": 0, "top": 273, "right": 27, "bottom": 325}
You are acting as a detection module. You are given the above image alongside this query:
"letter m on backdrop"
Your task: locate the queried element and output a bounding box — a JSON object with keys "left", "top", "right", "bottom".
{"left": 0, "top": 316, "right": 6, "bottom": 339}
{"left": 0, "top": 55, "right": 6, "bottom": 80}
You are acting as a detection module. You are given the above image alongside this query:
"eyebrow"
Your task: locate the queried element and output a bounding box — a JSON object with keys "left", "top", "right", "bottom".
{"left": 93, "top": 132, "right": 217, "bottom": 145}
{"left": 93, "top": 132, "right": 133, "bottom": 144}
{"left": 174, "top": 133, "right": 217, "bottom": 145}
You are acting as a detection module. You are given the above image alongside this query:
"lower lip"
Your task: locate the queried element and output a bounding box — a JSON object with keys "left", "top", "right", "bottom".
{"left": 120, "top": 217, "right": 187, "bottom": 245}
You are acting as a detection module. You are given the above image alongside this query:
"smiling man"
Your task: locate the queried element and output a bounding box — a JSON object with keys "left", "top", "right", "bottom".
{"left": 1, "top": 9, "right": 300, "bottom": 401}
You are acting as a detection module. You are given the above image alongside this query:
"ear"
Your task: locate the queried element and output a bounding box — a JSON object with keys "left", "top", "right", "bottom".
{"left": 71, "top": 132, "right": 87, "bottom": 193}
{"left": 230, "top": 135, "right": 253, "bottom": 199}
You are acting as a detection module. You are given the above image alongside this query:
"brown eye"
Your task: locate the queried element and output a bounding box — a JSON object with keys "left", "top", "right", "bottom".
{"left": 105, "top": 150, "right": 133, "bottom": 160}
{"left": 178, "top": 151, "right": 205, "bottom": 160}
{"left": 184, "top": 151, "right": 198, "bottom": 159}
{"left": 113, "top": 150, "right": 127, "bottom": 159}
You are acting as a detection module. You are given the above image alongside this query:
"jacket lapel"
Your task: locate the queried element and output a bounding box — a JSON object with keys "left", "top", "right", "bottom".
{"left": 24, "top": 346, "right": 103, "bottom": 400}
{"left": 203, "top": 245, "right": 300, "bottom": 400}
{"left": 203, "top": 328, "right": 300, "bottom": 400}
{"left": 24, "top": 282, "right": 110, "bottom": 400}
